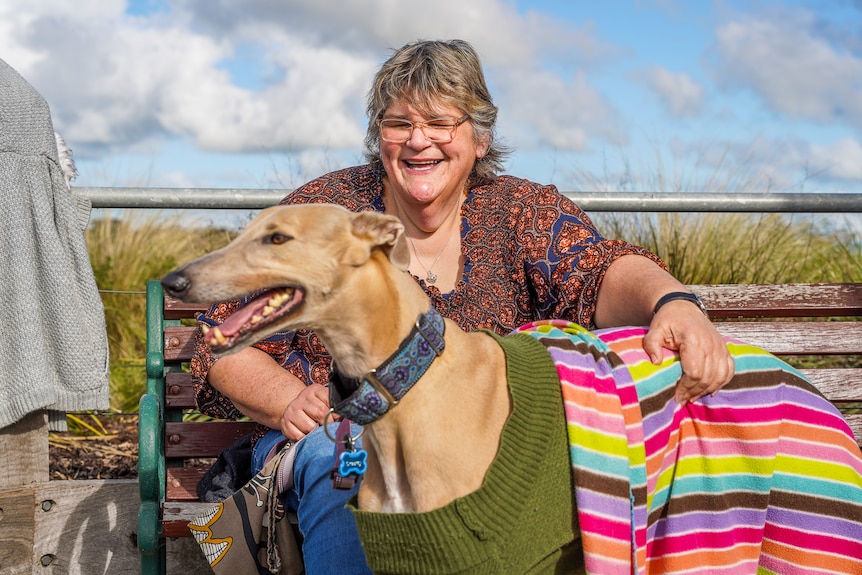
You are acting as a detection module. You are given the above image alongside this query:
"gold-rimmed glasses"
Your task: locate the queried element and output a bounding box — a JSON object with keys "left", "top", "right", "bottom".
{"left": 377, "top": 114, "right": 469, "bottom": 144}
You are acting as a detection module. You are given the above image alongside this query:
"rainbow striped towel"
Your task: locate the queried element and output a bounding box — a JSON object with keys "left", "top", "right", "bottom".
{"left": 514, "top": 321, "right": 862, "bottom": 574}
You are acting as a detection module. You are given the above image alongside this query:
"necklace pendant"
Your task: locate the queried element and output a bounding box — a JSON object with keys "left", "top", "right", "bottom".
{"left": 426, "top": 271, "right": 438, "bottom": 284}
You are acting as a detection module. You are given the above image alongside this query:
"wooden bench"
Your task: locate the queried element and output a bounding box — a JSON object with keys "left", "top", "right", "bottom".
{"left": 137, "top": 280, "right": 862, "bottom": 574}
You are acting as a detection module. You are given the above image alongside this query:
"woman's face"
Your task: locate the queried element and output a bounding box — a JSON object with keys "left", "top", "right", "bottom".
{"left": 379, "top": 100, "right": 489, "bottom": 210}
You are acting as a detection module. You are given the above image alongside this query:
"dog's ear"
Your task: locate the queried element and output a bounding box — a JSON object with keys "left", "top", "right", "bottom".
{"left": 349, "top": 212, "right": 410, "bottom": 270}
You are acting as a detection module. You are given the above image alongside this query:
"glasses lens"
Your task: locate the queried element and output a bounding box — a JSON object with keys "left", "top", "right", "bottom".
{"left": 379, "top": 119, "right": 458, "bottom": 143}
{"left": 423, "top": 121, "right": 456, "bottom": 142}
{"left": 379, "top": 120, "right": 412, "bottom": 142}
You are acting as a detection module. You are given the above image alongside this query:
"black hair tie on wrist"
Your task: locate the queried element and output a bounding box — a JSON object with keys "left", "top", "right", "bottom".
{"left": 653, "top": 291, "right": 709, "bottom": 317}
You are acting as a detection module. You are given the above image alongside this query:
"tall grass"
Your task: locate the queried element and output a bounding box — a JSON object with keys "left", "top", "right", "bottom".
{"left": 87, "top": 210, "right": 234, "bottom": 412}
{"left": 593, "top": 211, "right": 862, "bottom": 284}
{"left": 573, "top": 145, "right": 862, "bottom": 283}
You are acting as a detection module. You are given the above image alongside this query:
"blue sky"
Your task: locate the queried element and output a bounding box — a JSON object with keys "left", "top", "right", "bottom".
{"left": 2, "top": 0, "right": 861, "bottom": 195}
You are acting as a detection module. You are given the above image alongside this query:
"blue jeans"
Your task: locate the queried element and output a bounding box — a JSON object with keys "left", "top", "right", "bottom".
{"left": 252, "top": 425, "right": 372, "bottom": 575}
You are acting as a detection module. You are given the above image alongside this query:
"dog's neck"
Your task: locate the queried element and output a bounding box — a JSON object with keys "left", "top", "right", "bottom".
{"left": 312, "top": 250, "right": 510, "bottom": 514}
{"left": 328, "top": 306, "right": 446, "bottom": 424}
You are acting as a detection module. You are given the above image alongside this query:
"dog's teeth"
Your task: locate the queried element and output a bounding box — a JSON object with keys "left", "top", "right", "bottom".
{"left": 268, "top": 291, "right": 290, "bottom": 307}
{"left": 200, "top": 324, "right": 210, "bottom": 335}
{"left": 262, "top": 305, "right": 274, "bottom": 317}
{"left": 266, "top": 290, "right": 294, "bottom": 308}
{"left": 251, "top": 314, "right": 262, "bottom": 324}
{"left": 212, "top": 327, "right": 227, "bottom": 344}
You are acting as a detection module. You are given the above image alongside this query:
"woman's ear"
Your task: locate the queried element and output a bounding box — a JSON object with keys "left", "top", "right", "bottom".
{"left": 476, "top": 134, "right": 490, "bottom": 159}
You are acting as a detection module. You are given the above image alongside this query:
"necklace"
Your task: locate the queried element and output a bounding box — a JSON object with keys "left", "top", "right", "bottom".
{"left": 406, "top": 231, "right": 451, "bottom": 284}
{"left": 391, "top": 194, "right": 461, "bottom": 285}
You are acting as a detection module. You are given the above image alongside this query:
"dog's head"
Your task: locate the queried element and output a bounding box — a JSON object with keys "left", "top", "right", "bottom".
{"left": 162, "top": 204, "right": 409, "bottom": 354}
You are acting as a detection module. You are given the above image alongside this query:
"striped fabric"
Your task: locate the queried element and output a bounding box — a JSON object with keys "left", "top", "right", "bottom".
{"left": 514, "top": 320, "right": 862, "bottom": 574}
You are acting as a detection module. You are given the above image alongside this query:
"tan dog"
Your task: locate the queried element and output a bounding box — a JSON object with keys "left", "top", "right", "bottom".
{"left": 162, "top": 204, "right": 512, "bottom": 513}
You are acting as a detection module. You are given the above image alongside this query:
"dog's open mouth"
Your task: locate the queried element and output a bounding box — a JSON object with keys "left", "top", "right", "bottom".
{"left": 203, "top": 286, "right": 304, "bottom": 352}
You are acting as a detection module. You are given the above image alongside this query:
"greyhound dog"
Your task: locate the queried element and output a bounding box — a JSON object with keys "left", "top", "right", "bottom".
{"left": 162, "top": 203, "right": 862, "bottom": 574}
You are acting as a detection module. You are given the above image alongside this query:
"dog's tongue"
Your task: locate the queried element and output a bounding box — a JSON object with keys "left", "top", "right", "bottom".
{"left": 213, "top": 294, "right": 271, "bottom": 337}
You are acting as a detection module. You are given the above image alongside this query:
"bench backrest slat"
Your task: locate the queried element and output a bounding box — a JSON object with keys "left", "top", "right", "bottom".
{"left": 715, "top": 322, "right": 862, "bottom": 355}
{"left": 164, "top": 421, "right": 259, "bottom": 458}
{"left": 695, "top": 282, "right": 862, "bottom": 318}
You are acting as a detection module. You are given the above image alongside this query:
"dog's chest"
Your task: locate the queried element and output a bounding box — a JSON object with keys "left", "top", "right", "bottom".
{"left": 349, "top": 332, "right": 579, "bottom": 574}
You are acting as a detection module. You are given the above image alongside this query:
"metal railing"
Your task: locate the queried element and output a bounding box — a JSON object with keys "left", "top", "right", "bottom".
{"left": 77, "top": 187, "right": 862, "bottom": 213}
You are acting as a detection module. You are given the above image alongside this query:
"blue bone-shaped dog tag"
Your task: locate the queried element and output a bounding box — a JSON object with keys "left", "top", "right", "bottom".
{"left": 338, "top": 448, "right": 368, "bottom": 477}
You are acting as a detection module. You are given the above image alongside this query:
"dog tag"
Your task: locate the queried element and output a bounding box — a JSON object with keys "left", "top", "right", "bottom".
{"left": 338, "top": 449, "right": 368, "bottom": 477}
{"left": 337, "top": 436, "right": 368, "bottom": 478}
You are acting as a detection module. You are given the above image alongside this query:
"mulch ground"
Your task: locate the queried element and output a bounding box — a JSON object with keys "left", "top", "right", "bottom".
{"left": 49, "top": 414, "right": 139, "bottom": 480}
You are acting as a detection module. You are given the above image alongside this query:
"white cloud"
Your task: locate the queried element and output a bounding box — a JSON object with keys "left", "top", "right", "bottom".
{"left": 644, "top": 67, "right": 705, "bottom": 118}
{"left": 710, "top": 12, "right": 862, "bottom": 128}
{"left": 808, "top": 137, "right": 862, "bottom": 181}
{"left": 498, "top": 67, "right": 624, "bottom": 152}
{"left": 1, "top": 0, "right": 625, "bottom": 162}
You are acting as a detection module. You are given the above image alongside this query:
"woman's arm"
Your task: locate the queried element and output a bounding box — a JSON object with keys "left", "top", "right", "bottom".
{"left": 595, "top": 254, "right": 735, "bottom": 402}
{"left": 208, "top": 346, "right": 331, "bottom": 440}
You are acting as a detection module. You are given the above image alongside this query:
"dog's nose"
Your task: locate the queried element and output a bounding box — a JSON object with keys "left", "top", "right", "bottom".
{"left": 161, "top": 271, "right": 191, "bottom": 299}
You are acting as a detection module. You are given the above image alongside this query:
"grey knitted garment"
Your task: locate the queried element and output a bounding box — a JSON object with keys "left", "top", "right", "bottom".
{"left": 0, "top": 58, "right": 109, "bottom": 430}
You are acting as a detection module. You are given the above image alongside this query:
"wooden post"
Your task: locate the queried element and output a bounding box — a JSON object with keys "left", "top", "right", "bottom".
{"left": 1, "top": 411, "right": 48, "bottom": 574}
{"left": 0, "top": 410, "right": 49, "bottom": 488}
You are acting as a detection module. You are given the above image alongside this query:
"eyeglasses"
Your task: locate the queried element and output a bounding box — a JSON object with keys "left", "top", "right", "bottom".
{"left": 377, "top": 114, "right": 469, "bottom": 144}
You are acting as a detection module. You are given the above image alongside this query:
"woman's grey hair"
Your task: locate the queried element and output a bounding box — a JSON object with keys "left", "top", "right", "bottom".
{"left": 363, "top": 39, "right": 511, "bottom": 185}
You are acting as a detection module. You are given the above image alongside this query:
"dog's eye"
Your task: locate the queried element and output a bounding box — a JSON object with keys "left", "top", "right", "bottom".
{"left": 266, "top": 233, "right": 292, "bottom": 245}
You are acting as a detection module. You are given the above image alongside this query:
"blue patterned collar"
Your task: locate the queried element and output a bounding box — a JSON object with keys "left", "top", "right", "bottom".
{"left": 329, "top": 307, "right": 446, "bottom": 425}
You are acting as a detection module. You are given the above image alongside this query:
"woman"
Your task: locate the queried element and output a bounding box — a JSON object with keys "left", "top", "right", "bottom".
{"left": 192, "top": 39, "right": 734, "bottom": 574}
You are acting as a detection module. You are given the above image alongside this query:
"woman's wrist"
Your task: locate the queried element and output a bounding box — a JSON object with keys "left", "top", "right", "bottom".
{"left": 653, "top": 291, "right": 709, "bottom": 317}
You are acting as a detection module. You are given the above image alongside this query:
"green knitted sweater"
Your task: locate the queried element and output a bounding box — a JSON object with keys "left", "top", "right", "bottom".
{"left": 349, "top": 332, "right": 581, "bottom": 574}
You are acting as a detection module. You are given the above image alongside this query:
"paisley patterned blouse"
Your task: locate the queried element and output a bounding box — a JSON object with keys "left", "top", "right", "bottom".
{"left": 190, "top": 164, "right": 663, "bottom": 421}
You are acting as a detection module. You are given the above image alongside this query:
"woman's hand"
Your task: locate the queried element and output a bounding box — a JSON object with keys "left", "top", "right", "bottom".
{"left": 279, "top": 383, "right": 333, "bottom": 440}
{"left": 643, "top": 300, "right": 735, "bottom": 403}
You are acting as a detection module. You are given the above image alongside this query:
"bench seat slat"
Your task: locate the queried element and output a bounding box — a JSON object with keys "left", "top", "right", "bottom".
{"left": 162, "top": 502, "right": 215, "bottom": 538}
{"left": 164, "top": 297, "right": 208, "bottom": 320}
{"left": 162, "top": 364, "right": 862, "bottom": 404}
{"left": 164, "top": 421, "right": 258, "bottom": 458}
{"left": 162, "top": 501, "right": 300, "bottom": 539}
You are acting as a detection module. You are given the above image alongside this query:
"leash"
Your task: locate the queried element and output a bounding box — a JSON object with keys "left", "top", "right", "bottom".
{"left": 325, "top": 416, "right": 367, "bottom": 490}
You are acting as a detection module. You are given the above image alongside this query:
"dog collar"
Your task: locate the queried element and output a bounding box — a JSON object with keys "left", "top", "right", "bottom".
{"left": 329, "top": 306, "right": 446, "bottom": 425}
